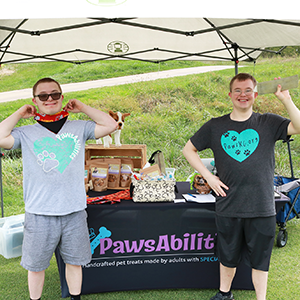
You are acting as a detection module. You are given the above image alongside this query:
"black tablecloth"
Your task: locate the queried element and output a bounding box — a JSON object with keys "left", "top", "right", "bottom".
{"left": 56, "top": 182, "right": 288, "bottom": 297}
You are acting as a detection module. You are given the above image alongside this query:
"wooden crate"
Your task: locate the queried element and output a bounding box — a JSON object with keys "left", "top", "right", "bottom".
{"left": 85, "top": 144, "right": 147, "bottom": 171}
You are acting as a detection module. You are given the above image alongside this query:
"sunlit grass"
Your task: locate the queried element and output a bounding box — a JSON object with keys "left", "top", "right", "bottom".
{"left": 1, "top": 58, "right": 300, "bottom": 299}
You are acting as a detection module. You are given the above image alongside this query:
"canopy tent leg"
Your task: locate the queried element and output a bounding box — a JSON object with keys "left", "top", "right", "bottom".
{"left": 234, "top": 60, "right": 239, "bottom": 75}
{"left": 283, "top": 138, "right": 295, "bottom": 178}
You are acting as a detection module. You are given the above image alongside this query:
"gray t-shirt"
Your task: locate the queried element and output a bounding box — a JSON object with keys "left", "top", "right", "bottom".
{"left": 190, "top": 112, "right": 290, "bottom": 218}
{"left": 11, "top": 120, "right": 95, "bottom": 216}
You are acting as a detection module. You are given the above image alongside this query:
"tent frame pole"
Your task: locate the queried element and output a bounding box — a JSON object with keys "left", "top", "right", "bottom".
{"left": 0, "top": 149, "right": 3, "bottom": 217}
{"left": 233, "top": 43, "right": 239, "bottom": 75}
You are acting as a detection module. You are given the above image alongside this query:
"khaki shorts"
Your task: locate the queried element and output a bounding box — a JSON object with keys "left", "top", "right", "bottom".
{"left": 215, "top": 215, "right": 276, "bottom": 272}
{"left": 21, "top": 210, "right": 92, "bottom": 272}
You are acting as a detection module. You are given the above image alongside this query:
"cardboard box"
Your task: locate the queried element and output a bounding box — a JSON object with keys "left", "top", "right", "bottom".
{"left": 0, "top": 214, "right": 24, "bottom": 259}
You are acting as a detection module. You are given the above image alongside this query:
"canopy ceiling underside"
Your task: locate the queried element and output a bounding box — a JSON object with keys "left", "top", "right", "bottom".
{"left": 1, "top": 18, "right": 300, "bottom": 65}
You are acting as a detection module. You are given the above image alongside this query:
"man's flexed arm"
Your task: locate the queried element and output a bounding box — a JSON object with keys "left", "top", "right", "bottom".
{"left": 274, "top": 80, "right": 300, "bottom": 136}
{"left": 0, "top": 105, "right": 36, "bottom": 149}
{"left": 64, "top": 99, "right": 118, "bottom": 139}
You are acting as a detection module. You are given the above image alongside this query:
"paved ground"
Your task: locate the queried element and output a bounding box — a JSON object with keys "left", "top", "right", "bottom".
{"left": 0, "top": 65, "right": 234, "bottom": 103}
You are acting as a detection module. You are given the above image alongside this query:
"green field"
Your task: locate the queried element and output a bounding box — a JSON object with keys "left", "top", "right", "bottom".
{"left": 0, "top": 57, "right": 300, "bottom": 299}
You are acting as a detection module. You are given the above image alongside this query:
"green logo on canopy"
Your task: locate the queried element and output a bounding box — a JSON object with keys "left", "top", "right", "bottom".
{"left": 107, "top": 41, "right": 129, "bottom": 54}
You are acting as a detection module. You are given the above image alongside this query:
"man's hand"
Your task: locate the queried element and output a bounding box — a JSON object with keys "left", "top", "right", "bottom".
{"left": 64, "top": 99, "right": 85, "bottom": 113}
{"left": 205, "top": 173, "right": 229, "bottom": 197}
{"left": 273, "top": 77, "right": 300, "bottom": 136}
{"left": 18, "top": 105, "right": 37, "bottom": 119}
{"left": 274, "top": 77, "right": 292, "bottom": 103}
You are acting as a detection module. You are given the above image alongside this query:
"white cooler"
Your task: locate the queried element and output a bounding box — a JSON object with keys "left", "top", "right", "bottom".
{"left": 0, "top": 214, "right": 24, "bottom": 259}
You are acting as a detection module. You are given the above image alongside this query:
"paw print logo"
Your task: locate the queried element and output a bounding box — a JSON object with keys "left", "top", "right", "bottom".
{"left": 223, "top": 132, "right": 230, "bottom": 138}
{"left": 37, "top": 150, "right": 59, "bottom": 173}
{"left": 231, "top": 135, "right": 237, "bottom": 142}
{"left": 235, "top": 150, "right": 241, "bottom": 156}
{"left": 244, "top": 149, "right": 251, "bottom": 156}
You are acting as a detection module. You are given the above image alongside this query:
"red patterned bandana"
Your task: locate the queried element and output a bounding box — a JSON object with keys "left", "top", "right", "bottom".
{"left": 34, "top": 110, "right": 69, "bottom": 123}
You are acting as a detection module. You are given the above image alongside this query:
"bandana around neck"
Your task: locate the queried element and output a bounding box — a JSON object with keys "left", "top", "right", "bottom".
{"left": 34, "top": 110, "right": 69, "bottom": 123}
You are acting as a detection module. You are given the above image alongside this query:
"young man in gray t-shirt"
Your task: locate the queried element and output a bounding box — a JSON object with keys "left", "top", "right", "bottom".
{"left": 0, "top": 78, "right": 117, "bottom": 300}
{"left": 183, "top": 73, "right": 300, "bottom": 300}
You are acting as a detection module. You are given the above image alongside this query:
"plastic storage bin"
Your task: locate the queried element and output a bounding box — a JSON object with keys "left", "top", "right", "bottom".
{"left": 0, "top": 214, "right": 24, "bottom": 259}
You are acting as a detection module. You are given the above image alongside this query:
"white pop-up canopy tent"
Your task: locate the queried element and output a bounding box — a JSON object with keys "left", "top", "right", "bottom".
{"left": 1, "top": 0, "right": 300, "bottom": 71}
{"left": 1, "top": 11, "right": 300, "bottom": 216}
{"left": 1, "top": 17, "right": 300, "bottom": 75}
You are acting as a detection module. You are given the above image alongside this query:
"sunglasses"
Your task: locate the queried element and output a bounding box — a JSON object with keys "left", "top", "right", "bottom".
{"left": 34, "top": 92, "right": 62, "bottom": 101}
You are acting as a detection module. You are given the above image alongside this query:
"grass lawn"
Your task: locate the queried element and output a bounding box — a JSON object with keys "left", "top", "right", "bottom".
{"left": 1, "top": 220, "right": 299, "bottom": 299}
{"left": 1, "top": 57, "right": 300, "bottom": 299}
